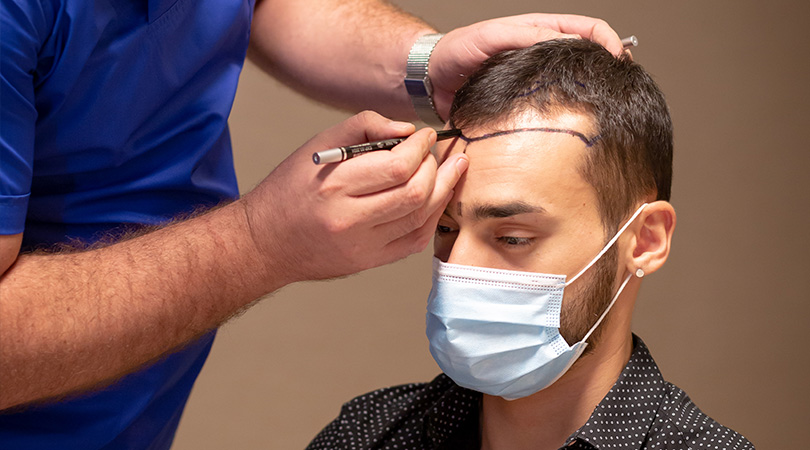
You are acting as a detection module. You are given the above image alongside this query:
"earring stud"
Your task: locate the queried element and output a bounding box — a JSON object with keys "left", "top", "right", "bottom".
{"left": 635, "top": 268, "right": 645, "bottom": 278}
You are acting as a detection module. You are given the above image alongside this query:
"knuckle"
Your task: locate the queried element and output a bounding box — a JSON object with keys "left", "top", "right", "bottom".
{"left": 407, "top": 208, "right": 429, "bottom": 231}
{"left": 396, "top": 211, "right": 424, "bottom": 238}
{"left": 401, "top": 183, "right": 429, "bottom": 209}
{"left": 386, "top": 157, "right": 412, "bottom": 183}
{"left": 355, "top": 110, "right": 381, "bottom": 128}
{"left": 324, "top": 215, "right": 352, "bottom": 235}
{"left": 589, "top": 19, "right": 609, "bottom": 37}
{"left": 356, "top": 110, "right": 376, "bottom": 121}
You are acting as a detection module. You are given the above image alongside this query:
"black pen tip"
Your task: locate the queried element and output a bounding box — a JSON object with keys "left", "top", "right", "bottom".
{"left": 437, "top": 129, "right": 462, "bottom": 139}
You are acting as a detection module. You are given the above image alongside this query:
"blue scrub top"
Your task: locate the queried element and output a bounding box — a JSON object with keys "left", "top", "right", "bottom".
{"left": 1, "top": 0, "right": 253, "bottom": 447}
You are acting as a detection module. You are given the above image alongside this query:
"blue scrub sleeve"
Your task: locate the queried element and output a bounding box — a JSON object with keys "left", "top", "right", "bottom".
{"left": 0, "top": 0, "right": 47, "bottom": 234}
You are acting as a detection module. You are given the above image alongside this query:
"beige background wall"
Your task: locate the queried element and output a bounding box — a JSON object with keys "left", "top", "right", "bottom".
{"left": 173, "top": 1, "right": 810, "bottom": 448}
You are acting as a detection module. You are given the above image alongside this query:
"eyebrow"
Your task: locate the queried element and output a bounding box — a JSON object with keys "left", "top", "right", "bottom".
{"left": 470, "top": 201, "right": 547, "bottom": 220}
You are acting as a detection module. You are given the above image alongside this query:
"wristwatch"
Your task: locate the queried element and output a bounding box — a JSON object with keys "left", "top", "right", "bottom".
{"left": 404, "top": 33, "right": 445, "bottom": 127}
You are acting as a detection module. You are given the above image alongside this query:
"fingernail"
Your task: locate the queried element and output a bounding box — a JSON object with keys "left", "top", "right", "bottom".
{"left": 455, "top": 156, "right": 469, "bottom": 175}
{"left": 390, "top": 121, "right": 414, "bottom": 133}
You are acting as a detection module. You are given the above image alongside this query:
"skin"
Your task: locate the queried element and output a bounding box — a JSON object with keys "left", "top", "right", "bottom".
{"left": 433, "top": 110, "right": 676, "bottom": 450}
{"left": 0, "top": 114, "right": 466, "bottom": 410}
{"left": 250, "top": 0, "right": 625, "bottom": 121}
{"left": 0, "top": 0, "right": 625, "bottom": 410}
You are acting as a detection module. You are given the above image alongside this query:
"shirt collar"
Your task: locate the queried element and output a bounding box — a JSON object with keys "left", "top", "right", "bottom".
{"left": 422, "top": 336, "right": 667, "bottom": 450}
{"left": 564, "top": 335, "right": 668, "bottom": 450}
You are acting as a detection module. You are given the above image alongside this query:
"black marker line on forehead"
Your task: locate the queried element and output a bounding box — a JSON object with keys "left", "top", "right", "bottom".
{"left": 458, "top": 127, "right": 601, "bottom": 147}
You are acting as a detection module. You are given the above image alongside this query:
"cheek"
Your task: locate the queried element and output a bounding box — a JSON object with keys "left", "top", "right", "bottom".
{"left": 546, "top": 228, "right": 606, "bottom": 277}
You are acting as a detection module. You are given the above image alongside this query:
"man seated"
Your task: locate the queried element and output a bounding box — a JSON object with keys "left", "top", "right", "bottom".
{"left": 307, "top": 39, "right": 754, "bottom": 450}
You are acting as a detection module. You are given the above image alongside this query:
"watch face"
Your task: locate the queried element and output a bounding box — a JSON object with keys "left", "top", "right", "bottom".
{"left": 405, "top": 78, "right": 432, "bottom": 97}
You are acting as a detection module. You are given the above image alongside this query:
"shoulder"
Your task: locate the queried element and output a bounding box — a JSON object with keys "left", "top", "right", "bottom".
{"left": 1, "top": 0, "right": 57, "bottom": 77}
{"left": 337, "top": 378, "right": 446, "bottom": 424}
{"left": 307, "top": 375, "right": 458, "bottom": 450}
{"left": 647, "top": 382, "right": 755, "bottom": 450}
{"left": 1, "top": 0, "right": 59, "bottom": 46}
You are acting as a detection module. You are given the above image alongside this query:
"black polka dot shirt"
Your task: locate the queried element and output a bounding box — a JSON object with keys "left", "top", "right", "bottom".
{"left": 307, "top": 336, "right": 754, "bottom": 450}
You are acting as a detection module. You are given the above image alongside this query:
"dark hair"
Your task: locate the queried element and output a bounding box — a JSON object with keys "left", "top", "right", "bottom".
{"left": 449, "top": 39, "right": 673, "bottom": 233}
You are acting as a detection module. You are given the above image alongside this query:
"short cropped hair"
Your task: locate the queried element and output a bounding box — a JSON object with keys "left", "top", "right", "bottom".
{"left": 449, "top": 39, "right": 673, "bottom": 233}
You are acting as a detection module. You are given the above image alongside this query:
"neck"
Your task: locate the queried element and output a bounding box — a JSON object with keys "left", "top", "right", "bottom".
{"left": 480, "top": 323, "right": 634, "bottom": 450}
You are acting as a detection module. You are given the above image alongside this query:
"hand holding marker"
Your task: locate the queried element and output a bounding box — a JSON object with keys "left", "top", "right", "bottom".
{"left": 313, "top": 129, "right": 462, "bottom": 164}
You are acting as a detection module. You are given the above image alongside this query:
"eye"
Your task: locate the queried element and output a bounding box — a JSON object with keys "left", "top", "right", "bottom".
{"left": 434, "top": 221, "right": 459, "bottom": 262}
{"left": 436, "top": 224, "right": 457, "bottom": 235}
{"left": 496, "top": 236, "right": 534, "bottom": 246}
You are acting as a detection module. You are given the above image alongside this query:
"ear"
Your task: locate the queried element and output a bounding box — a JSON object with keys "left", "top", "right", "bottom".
{"left": 622, "top": 201, "right": 676, "bottom": 277}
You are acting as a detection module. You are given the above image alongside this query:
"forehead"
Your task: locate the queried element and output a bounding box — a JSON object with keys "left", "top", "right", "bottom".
{"left": 438, "top": 111, "right": 598, "bottom": 214}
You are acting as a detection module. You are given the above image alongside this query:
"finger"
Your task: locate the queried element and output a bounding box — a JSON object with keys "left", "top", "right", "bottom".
{"left": 342, "top": 148, "right": 439, "bottom": 230}
{"left": 430, "top": 24, "right": 564, "bottom": 104}
{"left": 495, "top": 14, "right": 622, "bottom": 56}
{"left": 382, "top": 192, "right": 452, "bottom": 261}
{"left": 337, "top": 127, "right": 437, "bottom": 196}
{"left": 421, "top": 152, "right": 468, "bottom": 222}
{"left": 518, "top": 26, "right": 581, "bottom": 42}
{"left": 548, "top": 14, "right": 624, "bottom": 55}
{"left": 306, "top": 110, "right": 416, "bottom": 152}
{"left": 373, "top": 152, "right": 468, "bottom": 243}
{"left": 468, "top": 14, "right": 620, "bottom": 53}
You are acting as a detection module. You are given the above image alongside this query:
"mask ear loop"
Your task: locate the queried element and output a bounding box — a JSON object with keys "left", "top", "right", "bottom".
{"left": 581, "top": 273, "right": 632, "bottom": 344}
{"left": 564, "top": 203, "right": 648, "bottom": 287}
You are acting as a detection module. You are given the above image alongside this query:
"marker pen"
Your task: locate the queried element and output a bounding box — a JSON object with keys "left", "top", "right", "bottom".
{"left": 621, "top": 35, "right": 638, "bottom": 49}
{"left": 313, "top": 129, "right": 462, "bottom": 165}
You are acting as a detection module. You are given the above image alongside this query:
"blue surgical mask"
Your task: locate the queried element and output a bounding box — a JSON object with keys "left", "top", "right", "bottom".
{"left": 426, "top": 204, "right": 647, "bottom": 400}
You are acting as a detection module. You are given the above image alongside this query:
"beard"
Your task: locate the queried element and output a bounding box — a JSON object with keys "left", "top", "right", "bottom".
{"left": 558, "top": 244, "right": 620, "bottom": 352}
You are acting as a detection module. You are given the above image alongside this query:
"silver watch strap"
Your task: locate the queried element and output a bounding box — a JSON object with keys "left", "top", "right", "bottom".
{"left": 405, "top": 33, "right": 445, "bottom": 126}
